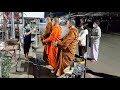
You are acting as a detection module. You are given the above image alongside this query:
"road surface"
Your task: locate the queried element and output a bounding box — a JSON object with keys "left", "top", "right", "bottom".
{"left": 86, "top": 33, "right": 120, "bottom": 78}
{"left": 9, "top": 33, "right": 120, "bottom": 78}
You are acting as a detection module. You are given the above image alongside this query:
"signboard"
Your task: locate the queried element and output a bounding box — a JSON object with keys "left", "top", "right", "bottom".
{"left": 23, "top": 12, "right": 44, "bottom": 18}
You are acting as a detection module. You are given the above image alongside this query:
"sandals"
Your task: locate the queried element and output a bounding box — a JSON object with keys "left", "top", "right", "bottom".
{"left": 90, "top": 59, "right": 97, "bottom": 62}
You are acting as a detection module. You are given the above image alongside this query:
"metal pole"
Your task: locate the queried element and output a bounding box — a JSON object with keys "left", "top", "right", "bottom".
{"left": 84, "top": 35, "right": 88, "bottom": 78}
{"left": 6, "top": 19, "right": 9, "bottom": 40}
{"left": 11, "top": 12, "right": 15, "bottom": 39}
{"left": 38, "top": 19, "right": 40, "bottom": 45}
{"left": 2, "top": 12, "right": 4, "bottom": 41}
{"left": 10, "top": 12, "right": 12, "bottom": 39}
{"left": 22, "top": 12, "right": 24, "bottom": 28}
{"left": 50, "top": 12, "right": 51, "bottom": 18}
{"left": 22, "top": 12, "right": 24, "bottom": 42}
{"left": 35, "top": 19, "right": 38, "bottom": 47}
{"left": 69, "top": 12, "right": 71, "bottom": 20}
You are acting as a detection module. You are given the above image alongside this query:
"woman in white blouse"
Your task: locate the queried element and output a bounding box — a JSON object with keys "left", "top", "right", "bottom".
{"left": 78, "top": 24, "right": 88, "bottom": 56}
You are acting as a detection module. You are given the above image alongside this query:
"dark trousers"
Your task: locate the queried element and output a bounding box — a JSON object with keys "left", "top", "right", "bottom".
{"left": 78, "top": 46, "right": 86, "bottom": 56}
{"left": 24, "top": 43, "right": 31, "bottom": 54}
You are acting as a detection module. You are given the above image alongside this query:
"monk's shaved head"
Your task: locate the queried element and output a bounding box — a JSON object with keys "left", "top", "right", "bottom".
{"left": 66, "top": 20, "right": 75, "bottom": 29}
{"left": 52, "top": 17, "right": 59, "bottom": 26}
{"left": 54, "top": 17, "right": 59, "bottom": 23}
{"left": 46, "top": 16, "right": 51, "bottom": 23}
{"left": 69, "top": 20, "right": 75, "bottom": 26}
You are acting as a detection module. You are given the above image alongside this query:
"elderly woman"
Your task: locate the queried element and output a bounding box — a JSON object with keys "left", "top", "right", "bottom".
{"left": 89, "top": 20, "right": 101, "bottom": 62}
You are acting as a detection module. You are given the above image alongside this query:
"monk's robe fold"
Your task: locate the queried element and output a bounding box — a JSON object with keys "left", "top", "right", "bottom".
{"left": 43, "top": 22, "right": 53, "bottom": 39}
{"left": 57, "top": 27, "right": 78, "bottom": 76}
{"left": 41, "top": 22, "right": 52, "bottom": 62}
{"left": 44, "top": 25, "right": 62, "bottom": 70}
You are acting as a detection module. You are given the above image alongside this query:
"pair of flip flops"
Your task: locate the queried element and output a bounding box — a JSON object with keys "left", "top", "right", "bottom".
{"left": 87, "top": 58, "right": 96, "bottom": 62}
{"left": 90, "top": 59, "right": 96, "bottom": 62}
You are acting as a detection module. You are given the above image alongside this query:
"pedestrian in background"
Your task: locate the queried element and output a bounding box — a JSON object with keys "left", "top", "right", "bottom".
{"left": 89, "top": 20, "right": 101, "bottom": 62}
{"left": 78, "top": 24, "right": 88, "bottom": 56}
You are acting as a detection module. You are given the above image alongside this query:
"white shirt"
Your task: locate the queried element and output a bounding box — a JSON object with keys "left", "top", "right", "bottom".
{"left": 91, "top": 26, "right": 101, "bottom": 39}
{"left": 61, "top": 26, "right": 69, "bottom": 39}
{"left": 78, "top": 29, "right": 88, "bottom": 46}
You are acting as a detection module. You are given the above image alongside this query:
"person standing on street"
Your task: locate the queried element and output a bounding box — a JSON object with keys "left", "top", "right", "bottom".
{"left": 54, "top": 20, "right": 78, "bottom": 76}
{"left": 43, "top": 17, "right": 62, "bottom": 73}
{"left": 41, "top": 16, "right": 53, "bottom": 62}
{"left": 23, "top": 24, "right": 36, "bottom": 59}
{"left": 78, "top": 24, "right": 88, "bottom": 56}
{"left": 89, "top": 20, "right": 101, "bottom": 62}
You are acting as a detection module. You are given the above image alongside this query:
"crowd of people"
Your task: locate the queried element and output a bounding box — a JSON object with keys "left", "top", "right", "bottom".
{"left": 22, "top": 16, "right": 101, "bottom": 77}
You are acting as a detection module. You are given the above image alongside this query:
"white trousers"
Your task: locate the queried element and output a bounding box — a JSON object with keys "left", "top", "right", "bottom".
{"left": 89, "top": 39, "right": 100, "bottom": 61}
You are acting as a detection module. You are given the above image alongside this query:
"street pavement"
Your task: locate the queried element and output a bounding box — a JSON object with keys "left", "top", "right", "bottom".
{"left": 86, "top": 33, "right": 120, "bottom": 78}
{"left": 9, "top": 33, "right": 120, "bottom": 78}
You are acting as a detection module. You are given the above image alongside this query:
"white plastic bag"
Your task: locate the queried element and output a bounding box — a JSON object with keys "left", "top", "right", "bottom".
{"left": 0, "top": 42, "right": 5, "bottom": 50}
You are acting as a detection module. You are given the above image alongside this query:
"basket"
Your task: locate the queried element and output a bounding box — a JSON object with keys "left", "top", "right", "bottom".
{"left": 6, "top": 39, "right": 18, "bottom": 45}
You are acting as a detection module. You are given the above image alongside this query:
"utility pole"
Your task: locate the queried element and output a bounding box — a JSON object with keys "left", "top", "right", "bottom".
{"left": 69, "top": 12, "right": 71, "bottom": 20}
{"left": 49, "top": 12, "right": 52, "bottom": 19}
{"left": 2, "top": 12, "right": 4, "bottom": 41}
{"left": 11, "top": 12, "right": 15, "bottom": 39}
{"left": 35, "top": 19, "right": 38, "bottom": 47}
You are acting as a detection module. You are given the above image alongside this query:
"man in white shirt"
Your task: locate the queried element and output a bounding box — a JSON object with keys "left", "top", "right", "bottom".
{"left": 78, "top": 24, "right": 88, "bottom": 56}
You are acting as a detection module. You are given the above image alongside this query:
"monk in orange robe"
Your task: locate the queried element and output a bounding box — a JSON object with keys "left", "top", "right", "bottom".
{"left": 43, "top": 17, "right": 62, "bottom": 71}
{"left": 54, "top": 21, "right": 79, "bottom": 76}
{"left": 41, "top": 17, "right": 53, "bottom": 62}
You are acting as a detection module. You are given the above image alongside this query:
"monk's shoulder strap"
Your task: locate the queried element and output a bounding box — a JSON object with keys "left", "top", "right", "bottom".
{"left": 72, "top": 28, "right": 78, "bottom": 41}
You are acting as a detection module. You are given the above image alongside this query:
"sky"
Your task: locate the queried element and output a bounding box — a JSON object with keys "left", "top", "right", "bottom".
{"left": 23, "top": 12, "right": 45, "bottom": 18}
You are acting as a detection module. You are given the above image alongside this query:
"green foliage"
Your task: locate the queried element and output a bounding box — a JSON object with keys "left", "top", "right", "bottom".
{"left": 0, "top": 51, "right": 13, "bottom": 78}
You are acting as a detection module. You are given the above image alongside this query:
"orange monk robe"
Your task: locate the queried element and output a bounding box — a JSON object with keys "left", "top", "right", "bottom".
{"left": 41, "top": 22, "right": 52, "bottom": 62}
{"left": 56, "top": 27, "right": 78, "bottom": 76}
{"left": 42, "top": 22, "right": 53, "bottom": 39}
{"left": 44, "top": 25, "right": 62, "bottom": 70}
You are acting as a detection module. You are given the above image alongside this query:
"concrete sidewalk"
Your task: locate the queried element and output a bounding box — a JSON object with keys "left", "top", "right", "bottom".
{"left": 8, "top": 41, "right": 93, "bottom": 78}
{"left": 8, "top": 33, "right": 120, "bottom": 78}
